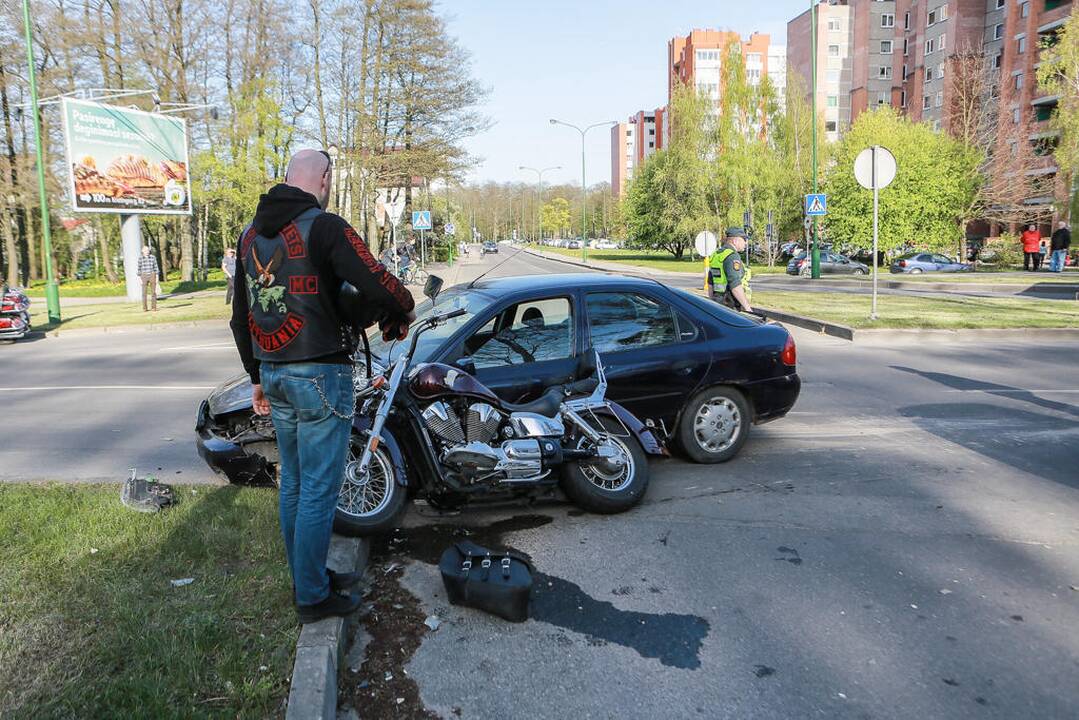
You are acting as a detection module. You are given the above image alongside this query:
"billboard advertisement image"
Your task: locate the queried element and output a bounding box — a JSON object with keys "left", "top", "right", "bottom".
{"left": 61, "top": 97, "right": 192, "bottom": 215}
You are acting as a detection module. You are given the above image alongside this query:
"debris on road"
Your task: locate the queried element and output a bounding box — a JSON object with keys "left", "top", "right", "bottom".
{"left": 170, "top": 577, "right": 195, "bottom": 587}
{"left": 423, "top": 615, "right": 441, "bottom": 631}
{"left": 121, "top": 468, "right": 175, "bottom": 513}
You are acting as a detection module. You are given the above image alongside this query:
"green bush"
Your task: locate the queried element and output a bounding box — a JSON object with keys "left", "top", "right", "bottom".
{"left": 981, "top": 234, "right": 1024, "bottom": 269}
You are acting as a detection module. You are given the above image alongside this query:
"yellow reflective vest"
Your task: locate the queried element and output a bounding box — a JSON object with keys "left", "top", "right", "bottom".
{"left": 706, "top": 248, "right": 752, "bottom": 299}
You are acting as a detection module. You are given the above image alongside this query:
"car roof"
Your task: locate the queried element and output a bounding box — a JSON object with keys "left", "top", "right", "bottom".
{"left": 469, "top": 272, "right": 662, "bottom": 295}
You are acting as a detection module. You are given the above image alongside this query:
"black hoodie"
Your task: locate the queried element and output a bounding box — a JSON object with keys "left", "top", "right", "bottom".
{"left": 230, "top": 184, "right": 414, "bottom": 384}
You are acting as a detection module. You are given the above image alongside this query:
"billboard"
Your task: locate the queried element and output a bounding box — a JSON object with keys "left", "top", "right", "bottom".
{"left": 61, "top": 98, "right": 192, "bottom": 215}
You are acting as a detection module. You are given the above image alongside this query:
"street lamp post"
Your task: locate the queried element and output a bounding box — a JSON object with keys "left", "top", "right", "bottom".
{"left": 810, "top": 0, "right": 821, "bottom": 279}
{"left": 518, "top": 165, "right": 560, "bottom": 244}
{"left": 21, "top": 0, "right": 60, "bottom": 324}
{"left": 549, "top": 119, "right": 616, "bottom": 262}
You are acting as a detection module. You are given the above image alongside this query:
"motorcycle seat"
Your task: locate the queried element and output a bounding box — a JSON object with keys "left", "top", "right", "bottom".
{"left": 501, "top": 386, "right": 563, "bottom": 418}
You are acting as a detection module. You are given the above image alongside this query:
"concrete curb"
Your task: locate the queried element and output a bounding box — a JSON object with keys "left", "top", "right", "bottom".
{"left": 523, "top": 247, "right": 683, "bottom": 280}
{"left": 754, "top": 275, "right": 1079, "bottom": 296}
{"left": 285, "top": 534, "right": 371, "bottom": 720}
{"left": 757, "top": 307, "right": 855, "bottom": 341}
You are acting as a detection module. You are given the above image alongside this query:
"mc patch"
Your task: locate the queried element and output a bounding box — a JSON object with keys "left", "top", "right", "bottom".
{"left": 289, "top": 275, "right": 318, "bottom": 294}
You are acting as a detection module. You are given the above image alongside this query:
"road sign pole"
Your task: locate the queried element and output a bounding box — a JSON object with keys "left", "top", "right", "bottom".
{"left": 420, "top": 229, "right": 426, "bottom": 267}
{"left": 810, "top": 0, "right": 820, "bottom": 280}
{"left": 871, "top": 147, "right": 879, "bottom": 321}
{"left": 22, "top": 0, "right": 60, "bottom": 324}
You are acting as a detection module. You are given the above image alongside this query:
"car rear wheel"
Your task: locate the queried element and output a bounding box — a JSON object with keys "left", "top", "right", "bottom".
{"left": 333, "top": 435, "right": 406, "bottom": 536}
{"left": 678, "top": 386, "right": 751, "bottom": 463}
{"left": 909, "top": 268, "right": 923, "bottom": 274}
{"left": 854, "top": 268, "right": 867, "bottom": 275}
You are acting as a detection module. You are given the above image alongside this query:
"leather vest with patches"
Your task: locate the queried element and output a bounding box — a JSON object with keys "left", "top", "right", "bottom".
{"left": 241, "top": 207, "right": 346, "bottom": 363}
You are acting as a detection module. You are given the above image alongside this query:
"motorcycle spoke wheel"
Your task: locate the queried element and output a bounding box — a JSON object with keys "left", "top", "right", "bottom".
{"left": 339, "top": 445, "right": 394, "bottom": 518}
{"left": 575, "top": 434, "right": 635, "bottom": 493}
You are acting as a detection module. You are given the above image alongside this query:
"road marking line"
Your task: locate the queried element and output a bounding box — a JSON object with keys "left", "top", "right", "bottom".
{"left": 941, "top": 389, "right": 1079, "bottom": 395}
{"left": 158, "top": 342, "right": 233, "bottom": 351}
{"left": 0, "top": 385, "right": 215, "bottom": 392}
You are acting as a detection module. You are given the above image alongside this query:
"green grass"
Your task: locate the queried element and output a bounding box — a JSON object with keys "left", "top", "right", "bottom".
{"left": 530, "top": 244, "right": 788, "bottom": 275}
{"left": 752, "top": 289, "right": 1079, "bottom": 329}
{"left": 0, "top": 484, "right": 297, "bottom": 719}
{"left": 850, "top": 271, "right": 1079, "bottom": 284}
{"left": 25, "top": 270, "right": 229, "bottom": 298}
{"left": 32, "top": 293, "right": 231, "bottom": 332}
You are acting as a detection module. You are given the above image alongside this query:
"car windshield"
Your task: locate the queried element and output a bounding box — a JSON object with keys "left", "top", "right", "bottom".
{"left": 367, "top": 288, "right": 491, "bottom": 365}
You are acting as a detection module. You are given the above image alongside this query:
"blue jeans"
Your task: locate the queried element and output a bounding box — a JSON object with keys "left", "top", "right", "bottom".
{"left": 1050, "top": 249, "right": 1067, "bottom": 272}
{"left": 260, "top": 362, "right": 354, "bottom": 606}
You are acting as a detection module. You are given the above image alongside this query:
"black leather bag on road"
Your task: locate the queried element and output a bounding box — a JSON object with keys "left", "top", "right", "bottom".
{"left": 439, "top": 540, "right": 533, "bottom": 623}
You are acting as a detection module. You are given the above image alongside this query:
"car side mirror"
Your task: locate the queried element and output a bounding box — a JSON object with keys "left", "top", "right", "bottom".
{"left": 424, "top": 275, "right": 444, "bottom": 303}
{"left": 454, "top": 356, "right": 477, "bottom": 376}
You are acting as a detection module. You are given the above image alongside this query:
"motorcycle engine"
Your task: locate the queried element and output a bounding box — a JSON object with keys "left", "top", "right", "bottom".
{"left": 421, "top": 401, "right": 555, "bottom": 483}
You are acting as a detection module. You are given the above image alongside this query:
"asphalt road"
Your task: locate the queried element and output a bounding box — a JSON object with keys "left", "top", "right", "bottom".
{"left": 3, "top": 248, "right": 1078, "bottom": 719}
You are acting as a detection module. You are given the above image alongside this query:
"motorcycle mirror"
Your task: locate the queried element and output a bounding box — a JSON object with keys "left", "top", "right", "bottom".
{"left": 424, "top": 275, "right": 444, "bottom": 304}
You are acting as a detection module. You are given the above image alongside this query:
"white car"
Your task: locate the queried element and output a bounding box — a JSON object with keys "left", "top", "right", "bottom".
{"left": 594, "top": 240, "right": 619, "bottom": 250}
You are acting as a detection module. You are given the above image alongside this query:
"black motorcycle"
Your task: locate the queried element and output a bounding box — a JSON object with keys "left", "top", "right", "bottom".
{"left": 334, "top": 276, "right": 656, "bottom": 536}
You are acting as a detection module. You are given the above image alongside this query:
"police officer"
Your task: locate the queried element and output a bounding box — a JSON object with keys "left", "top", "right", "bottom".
{"left": 706, "top": 227, "right": 753, "bottom": 313}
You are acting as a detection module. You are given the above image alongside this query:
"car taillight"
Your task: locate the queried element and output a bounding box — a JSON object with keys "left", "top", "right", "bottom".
{"left": 780, "top": 335, "right": 797, "bottom": 367}
{"left": 898, "top": 260, "right": 907, "bottom": 268}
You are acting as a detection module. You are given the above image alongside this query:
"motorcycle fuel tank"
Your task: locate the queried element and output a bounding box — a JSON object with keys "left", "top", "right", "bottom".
{"left": 409, "top": 363, "right": 501, "bottom": 405}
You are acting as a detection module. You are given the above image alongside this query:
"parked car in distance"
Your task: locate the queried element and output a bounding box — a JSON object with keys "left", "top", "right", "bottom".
{"left": 567, "top": 240, "right": 582, "bottom": 249}
{"left": 482, "top": 241, "right": 499, "bottom": 254}
{"left": 594, "top": 239, "right": 619, "bottom": 250}
{"left": 786, "top": 251, "right": 869, "bottom": 276}
{"left": 891, "top": 252, "right": 971, "bottom": 274}
{"left": 197, "top": 273, "right": 801, "bottom": 489}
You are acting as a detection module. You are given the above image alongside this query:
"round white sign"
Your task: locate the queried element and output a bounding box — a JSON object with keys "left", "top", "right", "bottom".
{"left": 695, "top": 230, "right": 718, "bottom": 257}
{"left": 854, "top": 146, "right": 897, "bottom": 190}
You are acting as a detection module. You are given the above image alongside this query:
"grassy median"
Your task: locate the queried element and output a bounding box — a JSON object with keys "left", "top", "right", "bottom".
{"left": 30, "top": 292, "right": 231, "bottom": 332}
{"left": 530, "top": 244, "right": 787, "bottom": 275}
{"left": 0, "top": 484, "right": 296, "bottom": 719}
{"left": 24, "top": 270, "right": 230, "bottom": 298}
{"left": 754, "top": 289, "right": 1079, "bottom": 329}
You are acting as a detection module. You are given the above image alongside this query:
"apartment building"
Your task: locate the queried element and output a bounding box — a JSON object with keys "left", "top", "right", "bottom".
{"left": 610, "top": 121, "right": 634, "bottom": 198}
{"left": 788, "top": 1, "right": 854, "bottom": 141}
{"left": 668, "top": 30, "right": 785, "bottom": 108}
{"left": 850, "top": 0, "right": 899, "bottom": 121}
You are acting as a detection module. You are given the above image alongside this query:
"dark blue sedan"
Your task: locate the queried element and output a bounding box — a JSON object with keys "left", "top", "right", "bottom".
{"left": 197, "top": 274, "right": 800, "bottom": 478}
{"left": 891, "top": 252, "right": 971, "bottom": 274}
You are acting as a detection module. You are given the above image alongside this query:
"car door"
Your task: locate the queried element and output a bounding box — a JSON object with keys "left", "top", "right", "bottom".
{"left": 444, "top": 294, "right": 579, "bottom": 405}
{"left": 820, "top": 253, "right": 839, "bottom": 274}
{"left": 931, "top": 253, "right": 955, "bottom": 271}
{"left": 583, "top": 289, "right": 710, "bottom": 427}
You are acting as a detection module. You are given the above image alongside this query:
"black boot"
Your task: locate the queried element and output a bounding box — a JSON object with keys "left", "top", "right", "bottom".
{"left": 296, "top": 591, "right": 363, "bottom": 624}
{"left": 329, "top": 568, "right": 364, "bottom": 591}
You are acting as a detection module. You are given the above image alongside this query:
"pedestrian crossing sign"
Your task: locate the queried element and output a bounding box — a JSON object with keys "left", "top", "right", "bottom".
{"left": 805, "top": 194, "right": 827, "bottom": 216}
{"left": 412, "top": 210, "right": 432, "bottom": 230}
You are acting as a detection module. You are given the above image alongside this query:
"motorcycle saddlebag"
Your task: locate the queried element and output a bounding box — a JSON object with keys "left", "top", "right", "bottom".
{"left": 439, "top": 540, "right": 533, "bottom": 623}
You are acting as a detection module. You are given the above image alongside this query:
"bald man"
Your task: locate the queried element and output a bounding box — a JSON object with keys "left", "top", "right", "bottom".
{"left": 231, "top": 148, "right": 415, "bottom": 624}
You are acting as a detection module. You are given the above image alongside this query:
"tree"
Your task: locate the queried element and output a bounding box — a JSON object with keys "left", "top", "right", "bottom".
{"left": 541, "top": 197, "right": 570, "bottom": 237}
{"left": 1037, "top": 14, "right": 1079, "bottom": 220}
{"left": 823, "top": 108, "right": 979, "bottom": 255}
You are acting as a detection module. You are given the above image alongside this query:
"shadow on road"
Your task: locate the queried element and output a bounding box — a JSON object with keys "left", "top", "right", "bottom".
{"left": 891, "top": 365, "right": 1079, "bottom": 418}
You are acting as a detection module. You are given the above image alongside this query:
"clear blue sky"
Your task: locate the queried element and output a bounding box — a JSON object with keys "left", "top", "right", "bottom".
{"left": 442, "top": 0, "right": 810, "bottom": 187}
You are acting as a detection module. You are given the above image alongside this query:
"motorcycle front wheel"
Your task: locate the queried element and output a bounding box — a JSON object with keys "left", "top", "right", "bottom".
{"left": 334, "top": 435, "right": 407, "bottom": 536}
{"left": 560, "top": 415, "right": 649, "bottom": 514}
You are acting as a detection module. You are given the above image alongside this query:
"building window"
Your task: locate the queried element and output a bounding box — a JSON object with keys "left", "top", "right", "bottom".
{"left": 747, "top": 53, "right": 761, "bottom": 64}
{"left": 826, "top": 69, "right": 840, "bottom": 82}
{"left": 993, "top": 53, "right": 1003, "bottom": 69}
{"left": 877, "top": 91, "right": 888, "bottom": 105}
{"left": 923, "top": 95, "right": 931, "bottom": 110}
{"left": 903, "top": 38, "right": 909, "bottom": 56}
{"left": 995, "top": 0, "right": 1005, "bottom": 8}
{"left": 925, "top": 66, "right": 933, "bottom": 82}
{"left": 927, "top": 8, "right": 937, "bottom": 25}
{"left": 902, "top": 63, "right": 909, "bottom": 78}
{"left": 935, "top": 91, "right": 943, "bottom": 107}
{"left": 994, "top": 24, "right": 1004, "bottom": 40}
{"left": 1013, "top": 108, "right": 1021, "bottom": 124}
{"left": 940, "top": 33, "right": 946, "bottom": 51}
{"left": 1015, "top": 73, "right": 1024, "bottom": 90}
{"left": 695, "top": 50, "right": 720, "bottom": 61}
{"left": 926, "top": 38, "right": 936, "bottom": 54}
{"left": 648, "top": 141, "right": 654, "bottom": 148}
{"left": 881, "top": 40, "right": 893, "bottom": 54}
{"left": 827, "top": 18, "right": 841, "bottom": 31}
{"left": 904, "top": 12, "right": 911, "bottom": 30}
{"left": 1020, "top": 2, "right": 1029, "bottom": 18}
{"left": 828, "top": 44, "right": 840, "bottom": 57}
{"left": 1018, "top": 36, "right": 1027, "bottom": 54}
{"left": 938, "top": 63, "right": 945, "bottom": 80}
{"left": 878, "top": 66, "right": 892, "bottom": 79}
{"left": 827, "top": 95, "right": 839, "bottom": 107}
{"left": 825, "top": 120, "right": 838, "bottom": 132}
{"left": 648, "top": 128, "right": 655, "bottom": 135}
{"left": 900, "top": 90, "right": 907, "bottom": 106}
{"left": 881, "top": 13, "right": 894, "bottom": 28}
{"left": 626, "top": 129, "right": 632, "bottom": 136}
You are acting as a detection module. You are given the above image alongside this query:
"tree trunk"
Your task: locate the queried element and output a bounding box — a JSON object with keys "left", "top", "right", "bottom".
{"left": 97, "top": 222, "right": 118, "bottom": 282}
{"left": 180, "top": 216, "right": 194, "bottom": 281}
{"left": 2, "top": 194, "right": 17, "bottom": 286}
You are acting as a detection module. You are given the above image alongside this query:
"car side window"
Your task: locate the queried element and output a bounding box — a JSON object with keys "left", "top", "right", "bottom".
{"left": 466, "top": 297, "right": 574, "bottom": 369}
{"left": 916, "top": 254, "right": 931, "bottom": 262}
{"left": 932, "top": 254, "right": 951, "bottom": 264}
{"left": 586, "top": 292, "right": 677, "bottom": 353}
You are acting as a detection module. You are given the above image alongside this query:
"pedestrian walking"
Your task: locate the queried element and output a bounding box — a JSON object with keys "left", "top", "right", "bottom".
{"left": 1021, "top": 224, "right": 1042, "bottom": 271}
{"left": 221, "top": 248, "right": 237, "bottom": 304}
{"left": 230, "top": 149, "right": 415, "bottom": 624}
{"left": 706, "top": 227, "right": 753, "bottom": 313}
{"left": 137, "top": 246, "right": 159, "bottom": 312}
{"left": 1050, "top": 221, "right": 1071, "bottom": 273}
